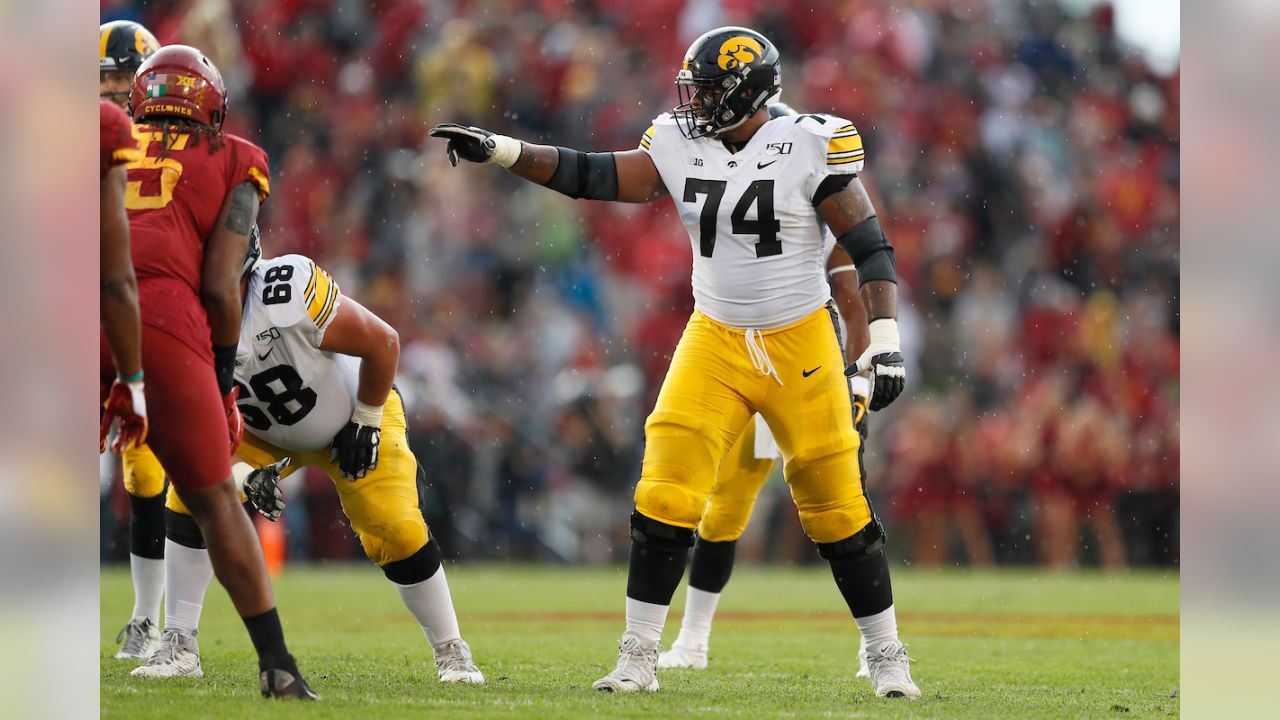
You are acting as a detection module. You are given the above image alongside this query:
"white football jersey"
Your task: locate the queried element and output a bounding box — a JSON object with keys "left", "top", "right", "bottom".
{"left": 234, "top": 255, "right": 360, "bottom": 452}
{"left": 641, "top": 112, "right": 864, "bottom": 329}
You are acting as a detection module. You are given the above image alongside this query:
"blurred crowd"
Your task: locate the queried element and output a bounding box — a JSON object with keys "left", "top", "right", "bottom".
{"left": 100, "top": 0, "right": 1179, "bottom": 569}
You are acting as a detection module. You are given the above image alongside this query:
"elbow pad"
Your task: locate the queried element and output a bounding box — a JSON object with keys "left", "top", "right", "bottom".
{"left": 835, "top": 217, "right": 897, "bottom": 286}
{"left": 544, "top": 147, "right": 619, "bottom": 200}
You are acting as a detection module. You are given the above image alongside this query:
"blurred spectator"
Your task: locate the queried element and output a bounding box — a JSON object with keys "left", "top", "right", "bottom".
{"left": 100, "top": 0, "right": 1179, "bottom": 569}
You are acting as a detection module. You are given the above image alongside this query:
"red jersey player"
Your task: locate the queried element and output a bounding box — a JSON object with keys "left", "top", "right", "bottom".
{"left": 100, "top": 21, "right": 171, "bottom": 663}
{"left": 100, "top": 99, "right": 146, "bottom": 453}
{"left": 101, "top": 44, "right": 316, "bottom": 699}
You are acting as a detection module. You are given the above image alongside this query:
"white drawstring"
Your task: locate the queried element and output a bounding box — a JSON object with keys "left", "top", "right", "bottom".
{"left": 743, "top": 329, "right": 784, "bottom": 386}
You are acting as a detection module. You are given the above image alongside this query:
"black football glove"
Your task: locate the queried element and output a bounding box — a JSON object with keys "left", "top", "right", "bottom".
{"left": 331, "top": 421, "right": 380, "bottom": 480}
{"left": 846, "top": 318, "right": 907, "bottom": 411}
{"left": 244, "top": 457, "right": 290, "bottom": 522}
{"left": 428, "top": 123, "right": 522, "bottom": 167}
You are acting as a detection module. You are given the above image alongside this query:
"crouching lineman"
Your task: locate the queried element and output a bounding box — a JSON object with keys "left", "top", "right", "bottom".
{"left": 660, "top": 104, "right": 897, "bottom": 683}
{"left": 132, "top": 231, "right": 484, "bottom": 685}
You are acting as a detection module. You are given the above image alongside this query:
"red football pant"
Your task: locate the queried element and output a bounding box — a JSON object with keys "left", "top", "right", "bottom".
{"left": 101, "top": 325, "right": 231, "bottom": 490}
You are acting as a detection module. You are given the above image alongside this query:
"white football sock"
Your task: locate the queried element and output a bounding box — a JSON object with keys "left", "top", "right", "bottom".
{"left": 163, "top": 540, "right": 214, "bottom": 633}
{"left": 625, "top": 597, "right": 669, "bottom": 645}
{"left": 129, "top": 554, "right": 164, "bottom": 624}
{"left": 395, "top": 565, "right": 462, "bottom": 647}
{"left": 673, "top": 586, "right": 720, "bottom": 650}
{"left": 854, "top": 604, "right": 900, "bottom": 650}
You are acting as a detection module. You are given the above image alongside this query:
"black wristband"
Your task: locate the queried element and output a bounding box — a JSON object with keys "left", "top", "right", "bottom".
{"left": 212, "top": 344, "right": 237, "bottom": 396}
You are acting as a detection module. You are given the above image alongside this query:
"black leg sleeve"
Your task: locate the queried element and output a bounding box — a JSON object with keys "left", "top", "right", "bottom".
{"left": 626, "top": 511, "right": 696, "bottom": 605}
{"left": 129, "top": 491, "right": 167, "bottom": 559}
{"left": 817, "top": 521, "right": 894, "bottom": 618}
{"left": 687, "top": 536, "right": 737, "bottom": 594}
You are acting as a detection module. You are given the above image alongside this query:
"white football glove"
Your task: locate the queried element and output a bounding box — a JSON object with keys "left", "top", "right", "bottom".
{"left": 846, "top": 318, "right": 906, "bottom": 411}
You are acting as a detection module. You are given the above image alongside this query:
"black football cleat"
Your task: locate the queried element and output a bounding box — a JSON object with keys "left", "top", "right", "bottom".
{"left": 260, "top": 666, "right": 320, "bottom": 700}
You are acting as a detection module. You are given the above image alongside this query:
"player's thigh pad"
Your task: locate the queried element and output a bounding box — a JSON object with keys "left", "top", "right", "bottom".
{"left": 328, "top": 394, "right": 428, "bottom": 566}
{"left": 637, "top": 312, "right": 755, "bottom": 530}
{"left": 757, "top": 306, "right": 872, "bottom": 543}
{"left": 140, "top": 326, "right": 232, "bottom": 490}
{"left": 700, "top": 416, "right": 776, "bottom": 542}
{"left": 122, "top": 443, "right": 167, "bottom": 498}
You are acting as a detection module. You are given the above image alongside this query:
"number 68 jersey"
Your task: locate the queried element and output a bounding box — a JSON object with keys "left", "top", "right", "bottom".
{"left": 234, "top": 255, "right": 360, "bottom": 452}
{"left": 641, "top": 112, "right": 864, "bottom": 330}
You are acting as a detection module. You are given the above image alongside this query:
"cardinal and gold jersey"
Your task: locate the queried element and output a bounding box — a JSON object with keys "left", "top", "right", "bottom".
{"left": 234, "top": 255, "right": 358, "bottom": 452}
{"left": 641, "top": 112, "right": 863, "bottom": 329}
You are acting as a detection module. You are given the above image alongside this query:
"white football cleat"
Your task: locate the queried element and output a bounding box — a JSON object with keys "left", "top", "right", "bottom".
{"left": 131, "top": 627, "right": 203, "bottom": 679}
{"left": 113, "top": 618, "right": 160, "bottom": 661}
{"left": 856, "top": 637, "right": 870, "bottom": 679}
{"left": 592, "top": 631, "right": 660, "bottom": 693}
{"left": 658, "top": 643, "right": 708, "bottom": 670}
{"left": 434, "top": 639, "right": 484, "bottom": 684}
{"left": 866, "top": 641, "right": 920, "bottom": 699}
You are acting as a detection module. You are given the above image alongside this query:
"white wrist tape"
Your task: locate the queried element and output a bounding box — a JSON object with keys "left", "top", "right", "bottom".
{"left": 352, "top": 401, "right": 384, "bottom": 428}
{"left": 867, "top": 318, "right": 900, "bottom": 350}
{"left": 487, "top": 134, "right": 522, "bottom": 168}
{"left": 127, "top": 380, "right": 147, "bottom": 417}
{"left": 231, "top": 461, "right": 254, "bottom": 493}
{"left": 848, "top": 374, "right": 871, "bottom": 399}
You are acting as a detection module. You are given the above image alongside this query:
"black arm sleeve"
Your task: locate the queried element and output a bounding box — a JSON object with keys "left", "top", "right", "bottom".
{"left": 835, "top": 216, "right": 897, "bottom": 286}
{"left": 543, "top": 147, "right": 619, "bottom": 201}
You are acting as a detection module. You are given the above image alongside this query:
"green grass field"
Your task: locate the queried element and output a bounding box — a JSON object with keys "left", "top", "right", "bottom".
{"left": 101, "top": 564, "right": 1179, "bottom": 718}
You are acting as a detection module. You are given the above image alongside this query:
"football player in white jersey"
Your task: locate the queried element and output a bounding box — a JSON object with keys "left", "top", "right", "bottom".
{"left": 131, "top": 228, "right": 484, "bottom": 686}
{"left": 659, "top": 102, "right": 879, "bottom": 678}
{"left": 430, "top": 27, "right": 918, "bottom": 699}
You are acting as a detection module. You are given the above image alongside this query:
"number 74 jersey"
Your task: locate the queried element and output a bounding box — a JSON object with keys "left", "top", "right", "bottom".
{"left": 641, "top": 112, "right": 864, "bottom": 330}
{"left": 234, "top": 254, "right": 360, "bottom": 452}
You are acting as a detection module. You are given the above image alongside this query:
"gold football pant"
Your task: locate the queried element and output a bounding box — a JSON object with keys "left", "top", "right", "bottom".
{"left": 121, "top": 443, "right": 167, "bottom": 498}
{"left": 698, "top": 417, "right": 777, "bottom": 542}
{"left": 636, "top": 306, "right": 872, "bottom": 544}
{"left": 166, "top": 391, "right": 429, "bottom": 566}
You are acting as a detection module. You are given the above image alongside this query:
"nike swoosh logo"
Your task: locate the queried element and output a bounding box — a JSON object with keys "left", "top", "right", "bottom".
{"left": 802, "top": 366, "right": 821, "bottom": 377}
{"left": 257, "top": 346, "right": 274, "bottom": 361}
{"left": 757, "top": 159, "right": 779, "bottom": 169}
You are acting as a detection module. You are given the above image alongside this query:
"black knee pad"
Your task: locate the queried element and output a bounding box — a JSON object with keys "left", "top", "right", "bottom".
{"left": 816, "top": 518, "right": 887, "bottom": 562}
{"left": 381, "top": 539, "right": 443, "bottom": 586}
{"left": 165, "top": 508, "right": 206, "bottom": 550}
{"left": 129, "top": 491, "right": 167, "bottom": 559}
{"left": 630, "top": 510, "right": 696, "bottom": 551}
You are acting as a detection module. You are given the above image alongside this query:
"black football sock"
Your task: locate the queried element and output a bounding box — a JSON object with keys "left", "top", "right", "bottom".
{"left": 242, "top": 608, "right": 296, "bottom": 672}
{"left": 818, "top": 523, "right": 894, "bottom": 619}
{"left": 687, "top": 536, "right": 737, "bottom": 594}
{"left": 626, "top": 511, "right": 695, "bottom": 605}
{"left": 129, "top": 491, "right": 167, "bottom": 560}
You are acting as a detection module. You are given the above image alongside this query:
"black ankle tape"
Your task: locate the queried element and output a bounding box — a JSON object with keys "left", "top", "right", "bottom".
{"left": 382, "top": 539, "right": 442, "bottom": 585}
